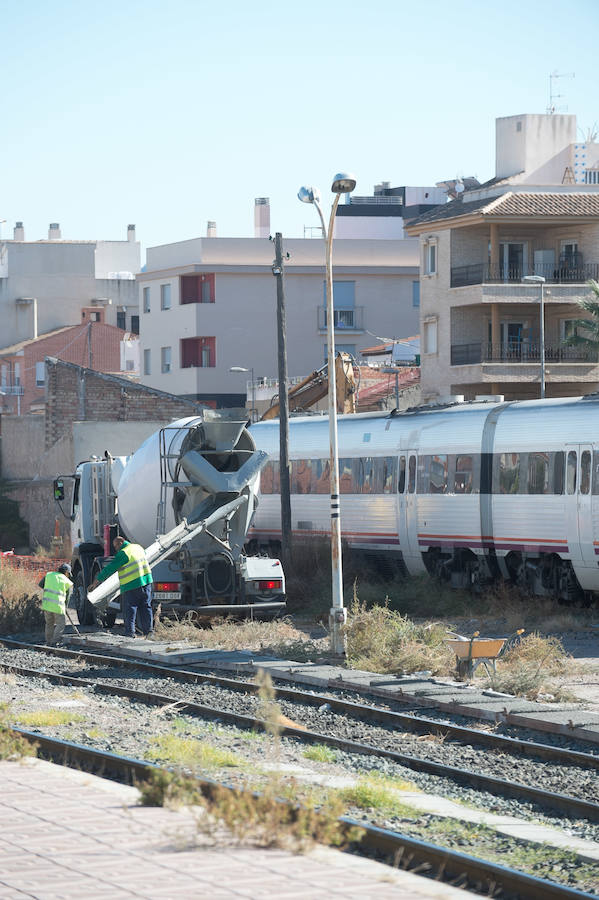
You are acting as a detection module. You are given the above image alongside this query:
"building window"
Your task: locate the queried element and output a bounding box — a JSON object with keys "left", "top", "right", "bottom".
{"left": 35, "top": 361, "right": 45, "bottom": 388}
{"left": 160, "top": 284, "right": 171, "bottom": 310}
{"left": 144, "top": 349, "right": 151, "bottom": 375}
{"left": 180, "top": 274, "right": 215, "bottom": 304}
{"left": 181, "top": 337, "right": 216, "bottom": 368}
{"left": 131, "top": 315, "right": 139, "bottom": 335}
{"left": 423, "top": 318, "right": 437, "bottom": 354}
{"left": 425, "top": 241, "right": 437, "bottom": 275}
{"left": 117, "top": 311, "right": 126, "bottom": 330}
{"left": 322, "top": 281, "right": 355, "bottom": 328}
{"left": 412, "top": 281, "right": 420, "bottom": 307}
{"left": 161, "top": 346, "right": 171, "bottom": 373}
{"left": 143, "top": 287, "right": 150, "bottom": 313}
{"left": 323, "top": 344, "right": 355, "bottom": 365}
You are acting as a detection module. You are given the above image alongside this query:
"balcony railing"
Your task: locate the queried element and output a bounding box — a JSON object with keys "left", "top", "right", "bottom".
{"left": 451, "top": 262, "right": 599, "bottom": 288}
{"left": 451, "top": 342, "right": 599, "bottom": 365}
{"left": 317, "top": 306, "right": 364, "bottom": 331}
{"left": 0, "top": 384, "right": 24, "bottom": 395}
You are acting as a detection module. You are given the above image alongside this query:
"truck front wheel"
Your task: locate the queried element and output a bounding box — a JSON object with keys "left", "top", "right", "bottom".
{"left": 73, "top": 570, "right": 96, "bottom": 626}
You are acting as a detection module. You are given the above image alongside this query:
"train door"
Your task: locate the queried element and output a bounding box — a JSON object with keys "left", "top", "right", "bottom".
{"left": 565, "top": 445, "right": 596, "bottom": 572}
{"left": 398, "top": 452, "right": 426, "bottom": 574}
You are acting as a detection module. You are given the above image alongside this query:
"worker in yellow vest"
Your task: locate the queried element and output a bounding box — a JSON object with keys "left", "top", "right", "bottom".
{"left": 90, "top": 536, "right": 153, "bottom": 638}
{"left": 39, "top": 564, "right": 73, "bottom": 646}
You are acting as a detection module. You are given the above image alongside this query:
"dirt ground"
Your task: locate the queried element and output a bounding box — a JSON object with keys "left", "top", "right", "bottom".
{"left": 550, "top": 629, "right": 599, "bottom": 712}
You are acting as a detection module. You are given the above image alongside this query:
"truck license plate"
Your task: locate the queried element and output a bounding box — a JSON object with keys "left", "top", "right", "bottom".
{"left": 153, "top": 592, "right": 182, "bottom": 601}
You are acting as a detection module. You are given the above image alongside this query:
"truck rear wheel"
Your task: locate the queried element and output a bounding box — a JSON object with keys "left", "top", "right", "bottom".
{"left": 73, "top": 570, "right": 96, "bottom": 626}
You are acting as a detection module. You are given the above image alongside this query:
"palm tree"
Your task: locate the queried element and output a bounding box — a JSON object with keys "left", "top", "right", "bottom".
{"left": 564, "top": 279, "right": 599, "bottom": 358}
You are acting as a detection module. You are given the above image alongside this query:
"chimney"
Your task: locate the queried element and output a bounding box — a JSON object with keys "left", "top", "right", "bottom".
{"left": 13, "top": 222, "right": 25, "bottom": 241}
{"left": 48, "top": 223, "right": 61, "bottom": 240}
{"left": 206, "top": 221, "right": 217, "bottom": 238}
{"left": 254, "top": 198, "right": 270, "bottom": 238}
{"left": 127, "top": 224, "right": 136, "bottom": 242}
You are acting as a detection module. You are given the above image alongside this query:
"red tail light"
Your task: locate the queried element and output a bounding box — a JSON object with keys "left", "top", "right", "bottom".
{"left": 258, "top": 580, "right": 282, "bottom": 591}
{"left": 155, "top": 582, "right": 180, "bottom": 591}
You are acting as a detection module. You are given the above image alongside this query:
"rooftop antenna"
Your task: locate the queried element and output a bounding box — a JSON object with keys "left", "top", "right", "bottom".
{"left": 546, "top": 70, "right": 575, "bottom": 114}
{"left": 578, "top": 122, "right": 598, "bottom": 143}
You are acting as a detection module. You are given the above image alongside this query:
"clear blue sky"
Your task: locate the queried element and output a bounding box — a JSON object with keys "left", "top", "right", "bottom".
{"left": 2, "top": 0, "right": 597, "bottom": 252}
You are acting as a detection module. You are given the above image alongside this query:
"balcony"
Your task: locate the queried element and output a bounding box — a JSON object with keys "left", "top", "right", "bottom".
{"left": 317, "top": 306, "right": 364, "bottom": 332}
{"left": 451, "top": 261, "right": 599, "bottom": 288}
{"left": 451, "top": 342, "right": 599, "bottom": 366}
{"left": 0, "top": 384, "right": 24, "bottom": 396}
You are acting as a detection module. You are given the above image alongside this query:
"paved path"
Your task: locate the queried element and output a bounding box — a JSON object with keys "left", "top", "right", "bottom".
{"left": 0, "top": 759, "right": 468, "bottom": 900}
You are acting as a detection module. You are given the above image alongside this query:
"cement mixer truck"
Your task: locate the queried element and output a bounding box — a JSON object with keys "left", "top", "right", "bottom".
{"left": 53, "top": 410, "right": 285, "bottom": 626}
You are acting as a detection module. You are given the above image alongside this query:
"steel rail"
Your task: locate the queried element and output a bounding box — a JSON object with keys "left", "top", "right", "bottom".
{"left": 2, "top": 658, "right": 598, "bottom": 824}
{"left": 12, "top": 727, "right": 597, "bottom": 900}
{"left": 2, "top": 637, "right": 598, "bottom": 771}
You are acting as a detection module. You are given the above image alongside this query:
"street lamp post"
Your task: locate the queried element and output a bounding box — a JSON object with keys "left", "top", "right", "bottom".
{"left": 522, "top": 275, "right": 546, "bottom": 399}
{"left": 298, "top": 173, "right": 356, "bottom": 656}
{"left": 230, "top": 366, "right": 256, "bottom": 420}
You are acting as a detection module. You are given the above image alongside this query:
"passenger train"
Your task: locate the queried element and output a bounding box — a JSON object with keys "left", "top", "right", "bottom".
{"left": 249, "top": 396, "right": 599, "bottom": 601}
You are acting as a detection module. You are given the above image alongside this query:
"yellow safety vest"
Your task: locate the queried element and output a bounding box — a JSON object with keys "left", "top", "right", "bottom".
{"left": 117, "top": 543, "right": 151, "bottom": 591}
{"left": 42, "top": 571, "right": 71, "bottom": 614}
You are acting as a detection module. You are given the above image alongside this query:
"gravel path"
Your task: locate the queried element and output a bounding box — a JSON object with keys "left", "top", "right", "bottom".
{"left": 1, "top": 646, "right": 599, "bottom": 845}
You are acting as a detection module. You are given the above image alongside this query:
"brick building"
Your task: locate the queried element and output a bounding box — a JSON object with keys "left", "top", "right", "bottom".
{"left": 1, "top": 359, "right": 206, "bottom": 550}
{"left": 0, "top": 307, "right": 137, "bottom": 415}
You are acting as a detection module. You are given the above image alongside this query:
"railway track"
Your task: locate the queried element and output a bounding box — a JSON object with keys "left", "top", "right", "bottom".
{"left": 1, "top": 641, "right": 598, "bottom": 825}
{"left": 12, "top": 727, "right": 597, "bottom": 900}
{"left": 2, "top": 637, "right": 597, "bottom": 767}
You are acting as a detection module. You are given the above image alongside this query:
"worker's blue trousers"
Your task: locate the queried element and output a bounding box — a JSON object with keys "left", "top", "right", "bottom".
{"left": 122, "top": 585, "right": 153, "bottom": 637}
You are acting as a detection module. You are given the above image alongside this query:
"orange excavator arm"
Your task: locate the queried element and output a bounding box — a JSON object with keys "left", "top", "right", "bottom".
{"left": 260, "top": 352, "right": 356, "bottom": 420}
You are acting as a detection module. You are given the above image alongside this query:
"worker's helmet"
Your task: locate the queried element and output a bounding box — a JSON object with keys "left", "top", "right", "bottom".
{"left": 59, "top": 563, "right": 72, "bottom": 577}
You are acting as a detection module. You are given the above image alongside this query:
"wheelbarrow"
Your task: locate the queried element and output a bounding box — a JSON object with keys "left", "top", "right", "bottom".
{"left": 446, "top": 629, "right": 525, "bottom": 680}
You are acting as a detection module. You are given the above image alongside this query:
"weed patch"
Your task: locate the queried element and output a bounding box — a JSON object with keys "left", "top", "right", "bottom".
{"left": 0, "top": 589, "right": 44, "bottom": 634}
{"left": 138, "top": 769, "right": 202, "bottom": 809}
{"left": 303, "top": 744, "right": 338, "bottom": 764}
{"left": 485, "top": 632, "right": 571, "bottom": 699}
{"left": 338, "top": 776, "right": 420, "bottom": 819}
{"left": 0, "top": 704, "right": 37, "bottom": 760}
{"left": 145, "top": 735, "right": 242, "bottom": 769}
{"left": 16, "top": 709, "right": 85, "bottom": 727}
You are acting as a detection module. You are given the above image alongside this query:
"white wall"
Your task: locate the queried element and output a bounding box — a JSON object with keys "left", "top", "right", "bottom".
{"left": 334, "top": 217, "right": 406, "bottom": 239}
{"left": 496, "top": 114, "right": 576, "bottom": 180}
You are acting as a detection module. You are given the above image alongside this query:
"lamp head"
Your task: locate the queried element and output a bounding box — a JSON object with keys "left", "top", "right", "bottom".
{"left": 331, "top": 172, "right": 356, "bottom": 194}
{"left": 522, "top": 275, "right": 546, "bottom": 284}
{"left": 298, "top": 185, "right": 321, "bottom": 204}
{"left": 230, "top": 366, "right": 249, "bottom": 373}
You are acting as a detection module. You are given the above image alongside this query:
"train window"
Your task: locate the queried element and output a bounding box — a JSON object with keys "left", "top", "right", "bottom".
{"left": 408, "top": 456, "right": 416, "bottom": 493}
{"left": 567, "top": 450, "right": 577, "bottom": 495}
{"left": 553, "top": 451, "right": 565, "bottom": 494}
{"left": 581, "top": 450, "right": 591, "bottom": 495}
{"left": 593, "top": 451, "right": 599, "bottom": 495}
{"left": 498, "top": 454, "right": 521, "bottom": 494}
{"left": 398, "top": 456, "right": 406, "bottom": 493}
{"left": 382, "top": 457, "right": 396, "bottom": 493}
{"left": 339, "top": 458, "right": 353, "bottom": 494}
{"left": 293, "top": 459, "right": 312, "bottom": 494}
{"left": 429, "top": 455, "right": 448, "bottom": 493}
{"left": 527, "top": 452, "right": 550, "bottom": 494}
{"left": 260, "top": 462, "right": 275, "bottom": 494}
{"left": 454, "top": 455, "right": 473, "bottom": 494}
{"left": 312, "top": 459, "right": 330, "bottom": 494}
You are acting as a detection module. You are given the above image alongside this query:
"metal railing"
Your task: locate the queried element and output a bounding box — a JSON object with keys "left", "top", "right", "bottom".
{"left": 317, "top": 306, "right": 364, "bottom": 331}
{"left": 0, "top": 384, "right": 24, "bottom": 395}
{"left": 451, "top": 342, "right": 599, "bottom": 365}
{"left": 451, "top": 262, "right": 599, "bottom": 288}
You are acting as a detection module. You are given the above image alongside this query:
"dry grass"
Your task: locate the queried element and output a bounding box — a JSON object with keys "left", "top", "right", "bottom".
{"left": 154, "top": 614, "right": 327, "bottom": 660}
{"left": 484, "top": 632, "right": 572, "bottom": 699}
{"left": 0, "top": 565, "right": 44, "bottom": 634}
{"left": 0, "top": 704, "right": 37, "bottom": 761}
{"left": 144, "top": 735, "right": 242, "bottom": 769}
{"left": 343, "top": 593, "right": 455, "bottom": 676}
{"left": 16, "top": 709, "right": 86, "bottom": 727}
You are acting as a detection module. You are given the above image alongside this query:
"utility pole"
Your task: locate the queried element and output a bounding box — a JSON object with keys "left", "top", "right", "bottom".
{"left": 273, "top": 233, "right": 292, "bottom": 566}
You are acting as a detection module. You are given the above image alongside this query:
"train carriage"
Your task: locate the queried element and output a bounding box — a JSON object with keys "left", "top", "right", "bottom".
{"left": 249, "top": 395, "right": 599, "bottom": 601}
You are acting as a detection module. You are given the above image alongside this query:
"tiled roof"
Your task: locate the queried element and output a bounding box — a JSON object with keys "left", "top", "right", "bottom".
{"left": 405, "top": 196, "right": 492, "bottom": 226}
{"left": 485, "top": 192, "right": 599, "bottom": 217}
{"left": 406, "top": 191, "right": 599, "bottom": 228}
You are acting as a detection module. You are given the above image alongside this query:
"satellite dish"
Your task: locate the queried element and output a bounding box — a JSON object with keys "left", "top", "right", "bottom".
{"left": 454, "top": 180, "right": 465, "bottom": 194}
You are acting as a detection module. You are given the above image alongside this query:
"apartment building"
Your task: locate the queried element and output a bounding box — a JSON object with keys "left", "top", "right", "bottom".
{"left": 138, "top": 229, "right": 420, "bottom": 407}
{"left": 405, "top": 114, "right": 599, "bottom": 401}
{"left": 0, "top": 222, "right": 141, "bottom": 348}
